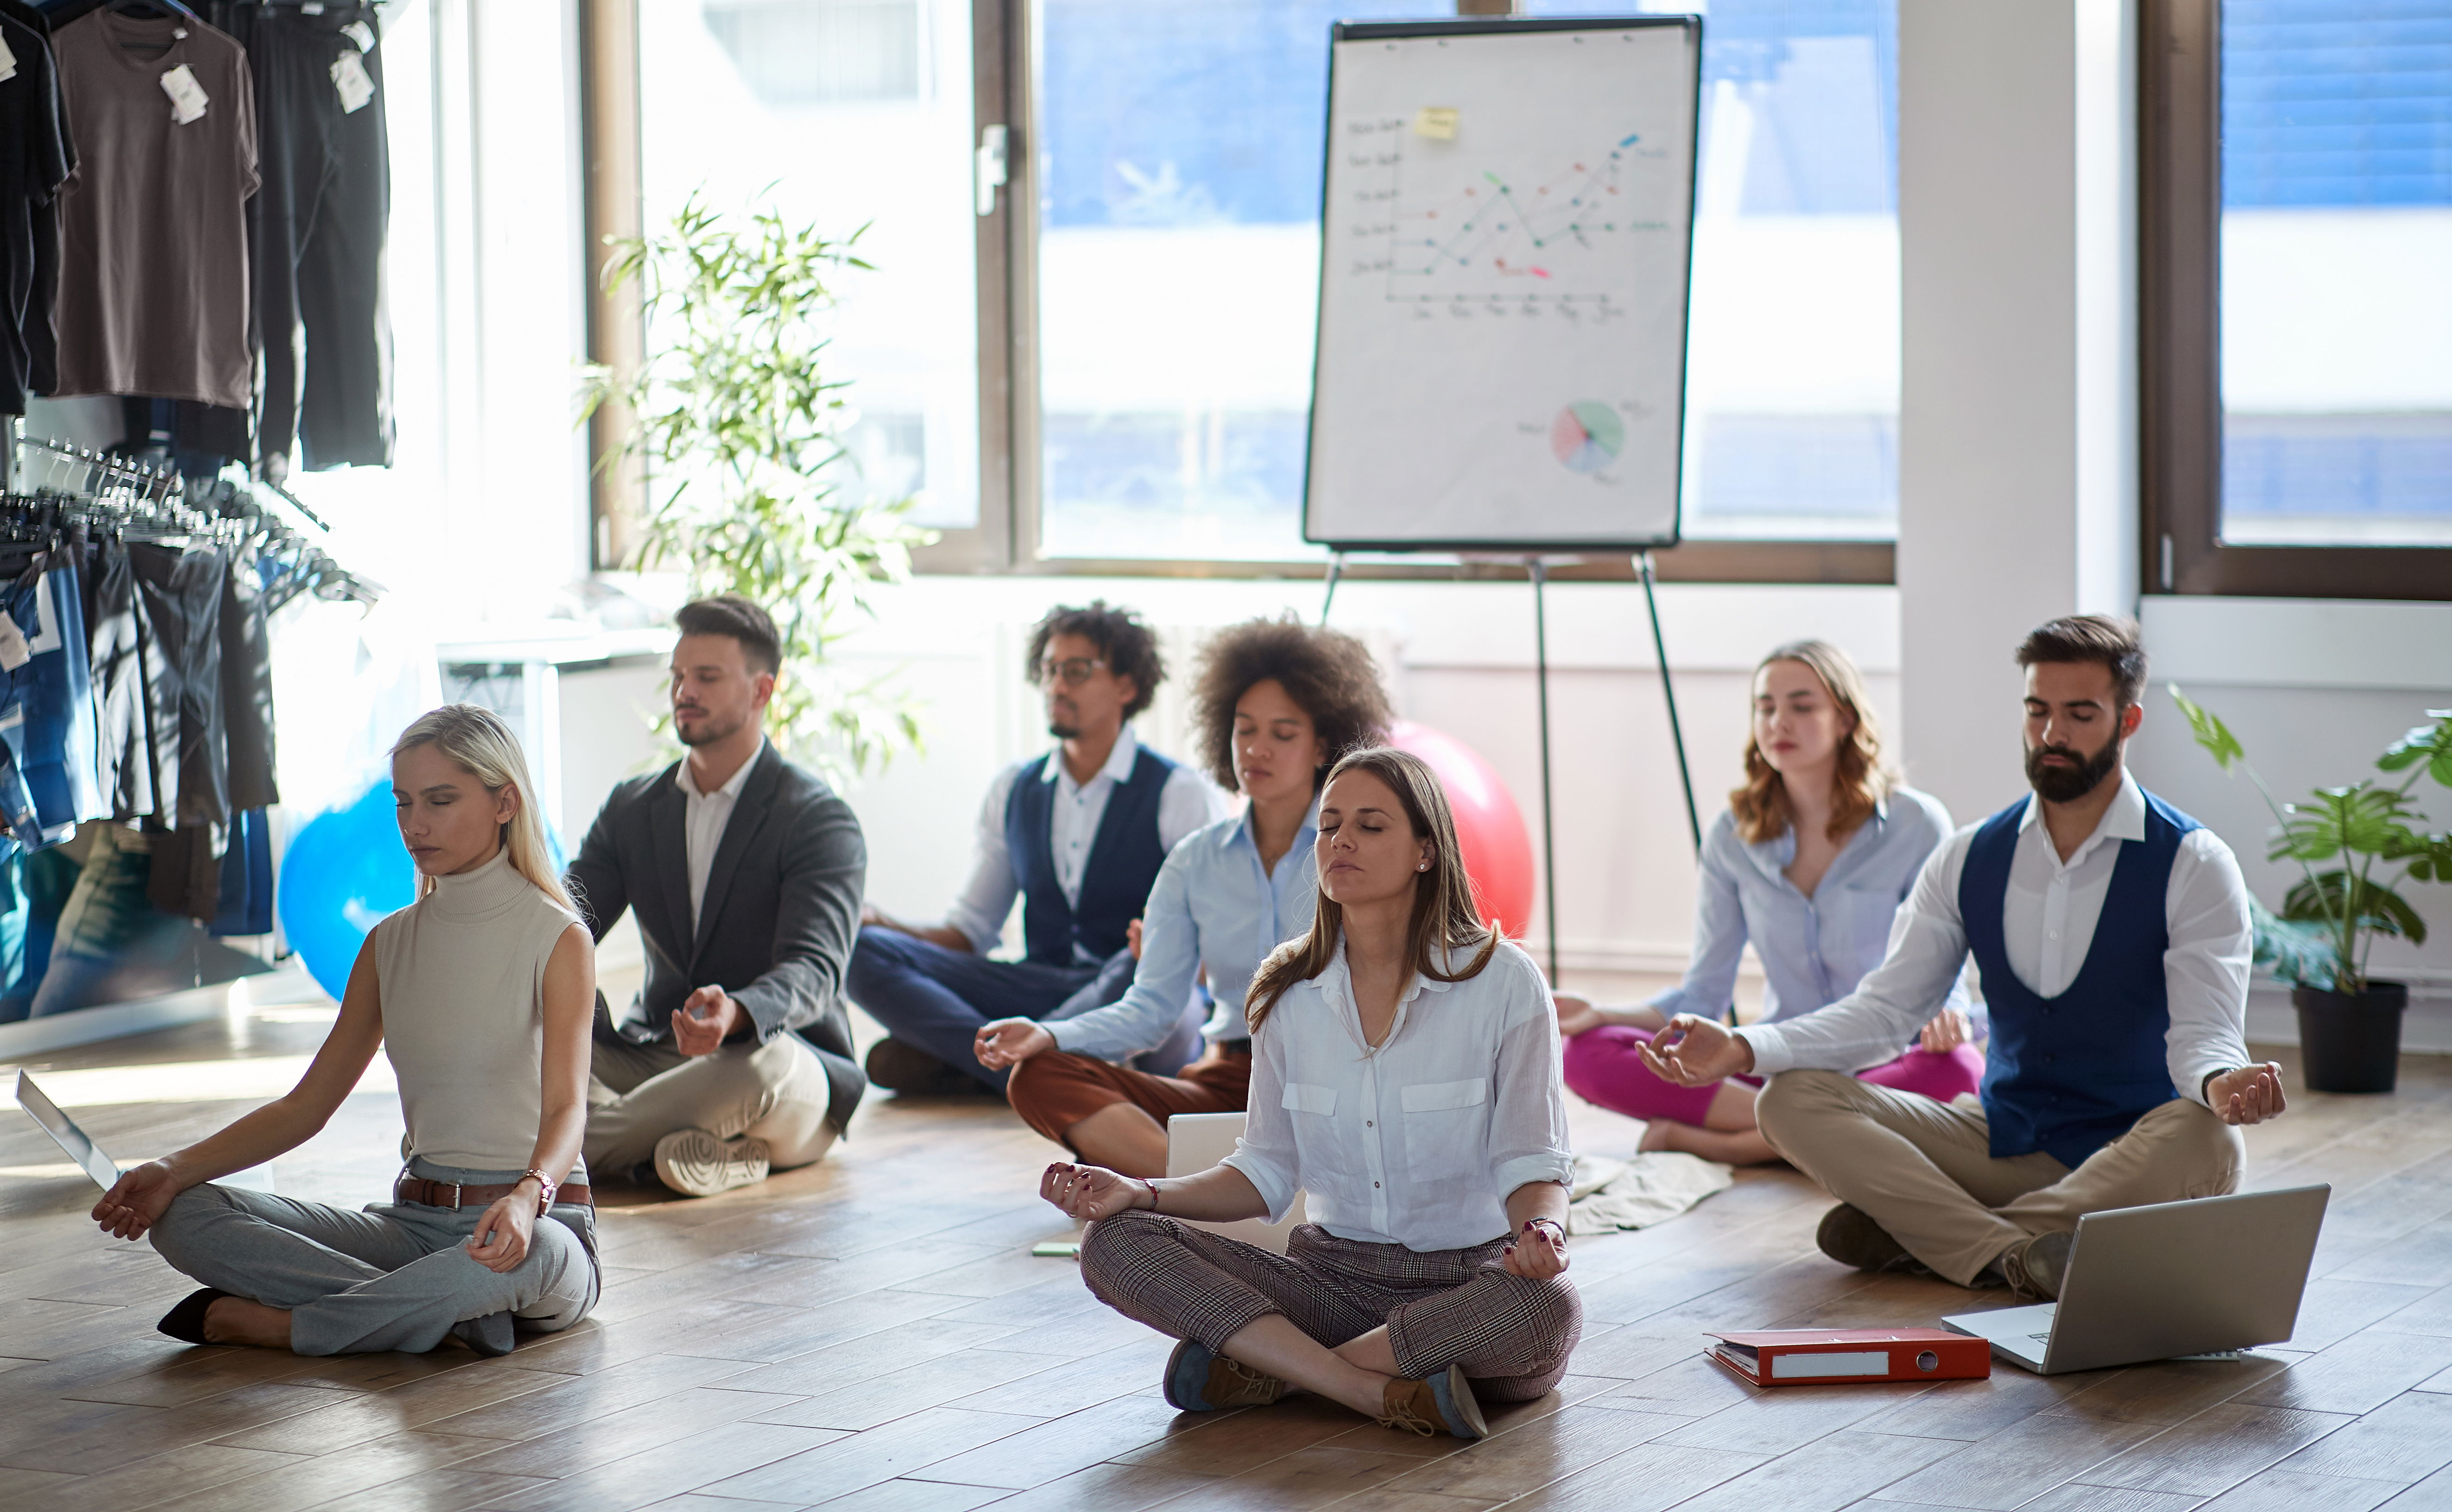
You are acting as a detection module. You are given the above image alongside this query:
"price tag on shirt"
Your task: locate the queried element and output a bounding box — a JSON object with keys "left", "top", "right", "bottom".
{"left": 0, "top": 614, "right": 31, "bottom": 673}
{"left": 0, "top": 31, "right": 20, "bottom": 84}
{"left": 331, "top": 49, "right": 375, "bottom": 113}
{"left": 343, "top": 20, "right": 378, "bottom": 54}
{"left": 160, "top": 64, "right": 209, "bottom": 125}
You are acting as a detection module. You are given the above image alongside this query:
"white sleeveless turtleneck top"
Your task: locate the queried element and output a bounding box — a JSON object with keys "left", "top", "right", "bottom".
{"left": 372, "top": 847, "right": 583, "bottom": 1173}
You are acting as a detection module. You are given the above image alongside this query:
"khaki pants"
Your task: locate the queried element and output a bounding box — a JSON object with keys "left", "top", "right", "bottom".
{"left": 585, "top": 1034, "right": 840, "bottom": 1175}
{"left": 1755, "top": 1069, "right": 2244, "bottom": 1285}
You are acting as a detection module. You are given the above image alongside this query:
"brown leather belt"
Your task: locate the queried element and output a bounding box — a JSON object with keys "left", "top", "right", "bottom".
{"left": 394, "top": 1175, "right": 593, "bottom": 1210}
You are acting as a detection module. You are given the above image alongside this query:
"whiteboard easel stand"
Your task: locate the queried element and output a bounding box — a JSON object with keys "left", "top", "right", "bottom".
{"left": 1321, "top": 551, "right": 1569, "bottom": 983}
{"left": 1639, "top": 551, "right": 1704, "bottom": 854}
{"left": 1530, "top": 559, "right": 1560, "bottom": 983}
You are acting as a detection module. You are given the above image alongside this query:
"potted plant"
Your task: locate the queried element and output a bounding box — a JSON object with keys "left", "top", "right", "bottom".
{"left": 2170, "top": 691, "right": 2452, "bottom": 1093}
{"left": 581, "top": 192, "right": 930, "bottom": 776}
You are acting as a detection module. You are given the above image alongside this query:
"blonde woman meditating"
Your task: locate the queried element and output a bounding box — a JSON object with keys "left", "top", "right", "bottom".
{"left": 91, "top": 705, "right": 599, "bottom": 1356}
{"left": 1554, "top": 640, "right": 1979, "bottom": 1164}
{"left": 1041, "top": 746, "right": 1579, "bottom": 1441}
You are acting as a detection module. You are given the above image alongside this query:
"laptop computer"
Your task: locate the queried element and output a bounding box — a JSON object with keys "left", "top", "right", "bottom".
{"left": 15, "top": 1071, "right": 123, "bottom": 1191}
{"left": 1943, "top": 1184, "right": 2330, "bottom": 1374}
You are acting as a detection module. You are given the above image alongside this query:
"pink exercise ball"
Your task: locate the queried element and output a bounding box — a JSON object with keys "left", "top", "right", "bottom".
{"left": 1386, "top": 720, "right": 1537, "bottom": 939}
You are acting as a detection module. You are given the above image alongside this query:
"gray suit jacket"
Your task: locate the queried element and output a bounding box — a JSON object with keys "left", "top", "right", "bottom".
{"left": 566, "top": 743, "right": 868, "bottom": 1134}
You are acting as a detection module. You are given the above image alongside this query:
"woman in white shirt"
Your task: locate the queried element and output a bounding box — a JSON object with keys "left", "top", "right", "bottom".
{"left": 1041, "top": 747, "right": 1579, "bottom": 1441}
{"left": 91, "top": 706, "right": 599, "bottom": 1357}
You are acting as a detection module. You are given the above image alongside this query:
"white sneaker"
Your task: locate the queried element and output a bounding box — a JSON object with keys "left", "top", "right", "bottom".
{"left": 652, "top": 1129, "right": 771, "bottom": 1197}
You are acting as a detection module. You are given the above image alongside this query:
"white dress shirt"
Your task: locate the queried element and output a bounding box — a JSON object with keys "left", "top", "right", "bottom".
{"left": 674, "top": 739, "right": 764, "bottom": 933}
{"left": 942, "top": 725, "right": 1230, "bottom": 958}
{"left": 1738, "top": 772, "right": 2253, "bottom": 1108}
{"left": 1047, "top": 796, "right": 1321, "bottom": 1059}
{"left": 1223, "top": 939, "right": 1576, "bottom": 1253}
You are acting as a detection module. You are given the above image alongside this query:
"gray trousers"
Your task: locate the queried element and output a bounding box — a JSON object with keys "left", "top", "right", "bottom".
{"left": 585, "top": 1033, "right": 840, "bottom": 1174}
{"left": 148, "top": 1161, "right": 600, "bottom": 1355}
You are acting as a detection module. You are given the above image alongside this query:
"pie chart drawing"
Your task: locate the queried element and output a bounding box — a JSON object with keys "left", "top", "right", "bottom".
{"left": 1549, "top": 401, "right": 1624, "bottom": 474}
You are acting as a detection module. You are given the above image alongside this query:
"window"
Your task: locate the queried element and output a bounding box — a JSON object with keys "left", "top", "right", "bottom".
{"left": 1486, "top": 0, "right": 1900, "bottom": 542}
{"left": 1024, "top": 0, "right": 1900, "bottom": 563}
{"left": 2218, "top": 1, "right": 2452, "bottom": 548}
{"left": 2143, "top": 0, "right": 2452, "bottom": 599}
{"left": 635, "top": 0, "right": 980, "bottom": 532}
{"left": 1030, "top": 0, "right": 1422, "bottom": 561}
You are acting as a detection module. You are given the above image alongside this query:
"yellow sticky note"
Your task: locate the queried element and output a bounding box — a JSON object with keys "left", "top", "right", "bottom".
{"left": 1414, "top": 107, "right": 1460, "bottom": 141}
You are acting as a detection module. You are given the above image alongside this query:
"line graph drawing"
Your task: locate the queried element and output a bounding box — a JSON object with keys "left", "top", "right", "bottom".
{"left": 1342, "top": 120, "right": 1665, "bottom": 308}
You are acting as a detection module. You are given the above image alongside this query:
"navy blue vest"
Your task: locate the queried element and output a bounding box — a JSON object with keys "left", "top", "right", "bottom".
{"left": 1005, "top": 745, "right": 1176, "bottom": 967}
{"left": 1962, "top": 788, "right": 2199, "bottom": 1168}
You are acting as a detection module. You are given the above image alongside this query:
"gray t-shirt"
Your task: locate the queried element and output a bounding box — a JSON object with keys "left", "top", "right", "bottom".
{"left": 50, "top": 11, "right": 258, "bottom": 410}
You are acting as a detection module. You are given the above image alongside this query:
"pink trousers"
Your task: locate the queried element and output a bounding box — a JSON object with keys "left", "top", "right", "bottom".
{"left": 1562, "top": 1024, "right": 1985, "bottom": 1128}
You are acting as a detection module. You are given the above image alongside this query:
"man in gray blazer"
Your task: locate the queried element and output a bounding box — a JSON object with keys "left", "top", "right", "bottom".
{"left": 566, "top": 596, "right": 868, "bottom": 1197}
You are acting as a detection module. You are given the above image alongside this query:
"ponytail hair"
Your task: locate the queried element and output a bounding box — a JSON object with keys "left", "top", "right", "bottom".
{"left": 390, "top": 704, "right": 576, "bottom": 914}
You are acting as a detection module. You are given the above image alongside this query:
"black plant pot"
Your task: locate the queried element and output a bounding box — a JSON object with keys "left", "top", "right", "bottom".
{"left": 2294, "top": 980, "right": 2409, "bottom": 1094}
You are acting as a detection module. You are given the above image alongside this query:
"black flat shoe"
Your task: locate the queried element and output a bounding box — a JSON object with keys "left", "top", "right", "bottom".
{"left": 157, "top": 1288, "right": 230, "bottom": 1343}
{"left": 451, "top": 1310, "right": 516, "bottom": 1357}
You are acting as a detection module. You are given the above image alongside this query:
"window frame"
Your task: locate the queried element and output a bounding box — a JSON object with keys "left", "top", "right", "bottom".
{"left": 807, "top": 0, "right": 1899, "bottom": 586}
{"left": 2139, "top": 0, "right": 2452, "bottom": 602}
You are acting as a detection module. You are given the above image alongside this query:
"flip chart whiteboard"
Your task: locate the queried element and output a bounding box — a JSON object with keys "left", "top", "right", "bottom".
{"left": 1303, "top": 17, "right": 1701, "bottom": 551}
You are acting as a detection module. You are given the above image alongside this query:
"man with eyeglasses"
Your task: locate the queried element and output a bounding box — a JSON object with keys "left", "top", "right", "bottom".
{"left": 851, "top": 601, "right": 1231, "bottom": 1095}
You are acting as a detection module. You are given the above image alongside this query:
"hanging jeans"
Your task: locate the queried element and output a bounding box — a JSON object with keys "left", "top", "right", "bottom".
{"left": 25, "top": 824, "right": 154, "bottom": 1019}
{"left": 208, "top": 2, "right": 393, "bottom": 472}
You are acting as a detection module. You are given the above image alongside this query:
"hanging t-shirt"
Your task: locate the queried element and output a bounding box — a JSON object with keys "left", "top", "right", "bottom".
{"left": 48, "top": 11, "right": 258, "bottom": 411}
{"left": 0, "top": 9, "right": 74, "bottom": 415}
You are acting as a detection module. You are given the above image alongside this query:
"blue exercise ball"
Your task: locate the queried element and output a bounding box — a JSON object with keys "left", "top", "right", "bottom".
{"left": 278, "top": 778, "right": 416, "bottom": 1002}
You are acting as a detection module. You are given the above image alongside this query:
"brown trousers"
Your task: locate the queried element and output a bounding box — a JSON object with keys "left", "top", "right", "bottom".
{"left": 1756, "top": 1069, "right": 2245, "bottom": 1285}
{"left": 1007, "top": 1046, "right": 1251, "bottom": 1147}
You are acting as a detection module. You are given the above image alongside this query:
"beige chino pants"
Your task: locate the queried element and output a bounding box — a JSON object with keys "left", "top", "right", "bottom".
{"left": 584, "top": 1033, "right": 840, "bottom": 1175}
{"left": 1755, "top": 1069, "right": 2245, "bottom": 1285}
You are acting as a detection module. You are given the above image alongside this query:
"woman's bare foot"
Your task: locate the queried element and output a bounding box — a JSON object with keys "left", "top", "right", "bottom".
{"left": 1635, "top": 1120, "right": 1781, "bottom": 1166}
{"left": 202, "top": 1297, "right": 295, "bottom": 1349}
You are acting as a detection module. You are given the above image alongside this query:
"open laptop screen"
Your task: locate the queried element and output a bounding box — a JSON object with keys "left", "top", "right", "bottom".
{"left": 14, "top": 1071, "right": 121, "bottom": 1191}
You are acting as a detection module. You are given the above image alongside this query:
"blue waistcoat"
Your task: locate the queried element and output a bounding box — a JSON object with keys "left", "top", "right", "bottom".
{"left": 1005, "top": 745, "right": 1176, "bottom": 967}
{"left": 1962, "top": 788, "right": 2200, "bottom": 1168}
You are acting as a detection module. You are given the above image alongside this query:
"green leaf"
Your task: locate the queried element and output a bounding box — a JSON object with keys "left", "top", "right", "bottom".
{"left": 2249, "top": 896, "right": 2338, "bottom": 989}
{"left": 2377, "top": 710, "right": 2452, "bottom": 789}
{"left": 2168, "top": 686, "right": 2246, "bottom": 771}
{"left": 2283, "top": 870, "right": 2430, "bottom": 949}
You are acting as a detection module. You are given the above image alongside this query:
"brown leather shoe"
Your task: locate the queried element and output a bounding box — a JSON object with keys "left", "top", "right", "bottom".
{"left": 1994, "top": 1230, "right": 2073, "bottom": 1300}
{"left": 1163, "top": 1338, "right": 1286, "bottom": 1411}
{"left": 1376, "top": 1363, "right": 1488, "bottom": 1439}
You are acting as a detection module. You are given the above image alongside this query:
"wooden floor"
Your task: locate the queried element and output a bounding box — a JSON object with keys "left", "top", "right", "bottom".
{"left": 9, "top": 1010, "right": 2452, "bottom": 1512}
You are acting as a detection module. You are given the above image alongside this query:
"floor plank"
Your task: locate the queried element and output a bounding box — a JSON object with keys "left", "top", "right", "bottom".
{"left": 12, "top": 1016, "right": 2452, "bottom": 1512}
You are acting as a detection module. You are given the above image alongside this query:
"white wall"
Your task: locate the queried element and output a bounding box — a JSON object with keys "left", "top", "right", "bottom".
{"left": 1896, "top": 0, "right": 2137, "bottom": 825}
{"left": 551, "top": 575, "right": 1896, "bottom": 977}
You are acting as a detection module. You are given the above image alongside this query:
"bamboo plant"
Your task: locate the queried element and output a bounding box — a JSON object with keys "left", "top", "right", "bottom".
{"left": 581, "top": 191, "right": 930, "bottom": 777}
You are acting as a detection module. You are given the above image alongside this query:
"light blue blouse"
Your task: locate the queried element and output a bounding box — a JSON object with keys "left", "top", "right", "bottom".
{"left": 1043, "top": 798, "right": 1320, "bottom": 1062}
{"left": 1649, "top": 786, "right": 1975, "bottom": 1032}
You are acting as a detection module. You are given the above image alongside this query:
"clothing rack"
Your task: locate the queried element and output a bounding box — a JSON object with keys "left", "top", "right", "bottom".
{"left": 4, "top": 426, "right": 381, "bottom": 607}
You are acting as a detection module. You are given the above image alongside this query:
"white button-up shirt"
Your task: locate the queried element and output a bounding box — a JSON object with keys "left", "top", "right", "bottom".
{"left": 943, "top": 725, "right": 1230, "bottom": 959}
{"left": 1738, "top": 772, "right": 2253, "bottom": 1106}
{"left": 673, "top": 739, "right": 763, "bottom": 933}
{"left": 1224, "top": 939, "right": 1575, "bottom": 1253}
{"left": 1047, "top": 797, "right": 1321, "bottom": 1060}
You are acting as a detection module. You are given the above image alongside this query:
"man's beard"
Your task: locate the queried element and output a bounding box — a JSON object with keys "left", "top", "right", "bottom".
{"left": 1046, "top": 719, "right": 1081, "bottom": 740}
{"left": 2025, "top": 735, "right": 2123, "bottom": 803}
{"left": 676, "top": 710, "right": 744, "bottom": 748}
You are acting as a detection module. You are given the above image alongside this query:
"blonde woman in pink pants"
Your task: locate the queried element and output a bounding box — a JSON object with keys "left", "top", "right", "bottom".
{"left": 1556, "top": 641, "right": 1983, "bottom": 1164}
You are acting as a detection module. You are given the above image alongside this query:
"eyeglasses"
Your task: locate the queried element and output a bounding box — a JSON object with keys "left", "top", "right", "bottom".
{"left": 1037, "top": 656, "right": 1109, "bottom": 687}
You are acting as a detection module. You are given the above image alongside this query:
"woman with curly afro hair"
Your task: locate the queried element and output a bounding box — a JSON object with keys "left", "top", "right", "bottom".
{"left": 976, "top": 615, "right": 1394, "bottom": 1176}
